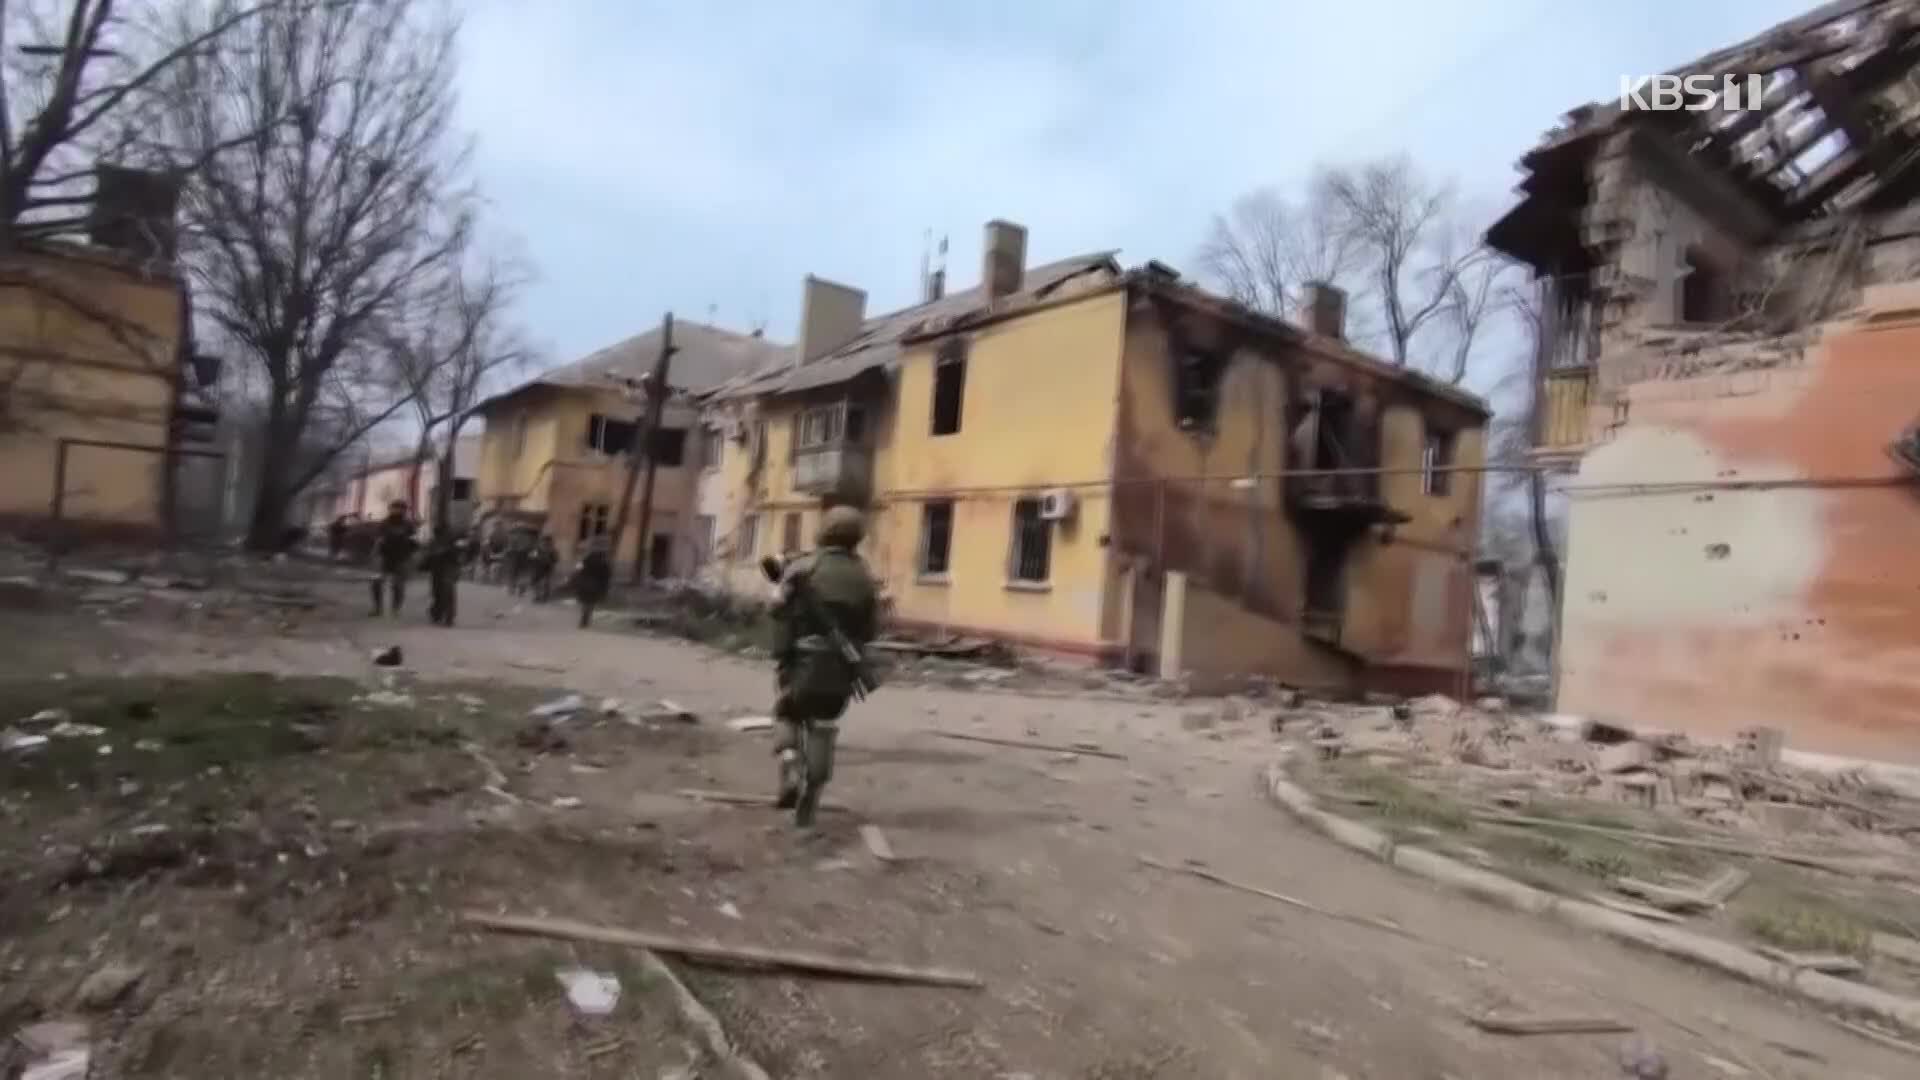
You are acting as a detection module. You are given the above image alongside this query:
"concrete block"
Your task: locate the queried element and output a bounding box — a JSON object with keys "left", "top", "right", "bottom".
{"left": 1598, "top": 741, "right": 1655, "bottom": 774}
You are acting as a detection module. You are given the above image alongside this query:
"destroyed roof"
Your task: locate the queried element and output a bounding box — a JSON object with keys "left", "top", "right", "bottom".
{"left": 711, "top": 252, "right": 1122, "bottom": 400}
{"left": 478, "top": 320, "right": 790, "bottom": 411}
{"left": 1489, "top": 0, "right": 1920, "bottom": 267}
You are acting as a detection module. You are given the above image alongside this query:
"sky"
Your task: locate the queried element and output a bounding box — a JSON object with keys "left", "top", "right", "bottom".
{"left": 455, "top": 0, "right": 1823, "bottom": 403}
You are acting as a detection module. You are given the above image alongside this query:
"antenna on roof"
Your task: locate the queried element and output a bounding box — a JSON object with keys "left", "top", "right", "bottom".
{"left": 926, "top": 233, "right": 948, "bottom": 302}
{"left": 707, "top": 303, "right": 718, "bottom": 325}
{"left": 919, "top": 229, "right": 932, "bottom": 302}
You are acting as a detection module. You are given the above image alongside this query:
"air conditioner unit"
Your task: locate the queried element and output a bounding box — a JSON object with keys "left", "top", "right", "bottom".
{"left": 1038, "top": 488, "right": 1076, "bottom": 521}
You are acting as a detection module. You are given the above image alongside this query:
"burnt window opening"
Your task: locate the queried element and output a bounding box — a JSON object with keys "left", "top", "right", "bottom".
{"left": 782, "top": 512, "right": 802, "bottom": 554}
{"left": 649, "top": 535, "right": 672, "bottom": 579}
{"left": 587, "top": 414, "right": 638, "bottom": 455}
{"left": 1008, "top": 498, "right": 1052, "bottom": 583}
{"left": 736, "top": 514, "right": 759, "bottom": 561}
{"left": 699, "top": 426, "right": 724, "bottom": 469}
{"left": 1679, "top": 248, "right": 1734, "bottom": 324}
{"left": 750, "top": 421, "right": 769, "bottom": 469}
{"left": 931, "top": 343, "right": 967, "bottom": 436}
{"left": 1421, "top": 427, "right": 1456, "bottom": 497}
{"left": 920, "top": 500, "right": 954, "bottom": 576}
{"left": 449, "top": 478, "right": 474, "bottom": 501}
{"left": 1291, "top": 389, "right": 1377, "bottom": 500}
{"left": 577, "top": 502, "right": 611, "bottom": 543}
{"left": 651, "top": 427, "right": 687, "bottom": 467}
{"left": 1174, "top": 349, "right": 1227, "bottom": 430}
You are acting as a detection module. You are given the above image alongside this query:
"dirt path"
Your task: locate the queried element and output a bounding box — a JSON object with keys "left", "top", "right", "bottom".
{"left": 10, "top": 580, "right": 1917, "bottom": 1078}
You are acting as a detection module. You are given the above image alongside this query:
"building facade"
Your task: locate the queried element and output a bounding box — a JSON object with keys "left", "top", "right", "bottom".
{"left": 699, "top": 219, "right": 1489, "bottom": 694}
{"left": 1487, "top": 0, "right": 1920, "bottom": 760}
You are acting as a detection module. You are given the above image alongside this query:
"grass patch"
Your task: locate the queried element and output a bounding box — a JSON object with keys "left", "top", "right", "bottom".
{"left": 1318, "top": 759, "right": 1470, "bottom": 832}
{"left": 1740, "top": 902, "right": 1874, "bottom": 958}
{"left": 0, "top": 672, "right": 452, "bottom": 795}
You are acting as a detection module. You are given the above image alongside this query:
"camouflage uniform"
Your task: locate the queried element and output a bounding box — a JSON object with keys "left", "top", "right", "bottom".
{"left": 770, "top": 506, "right": 879, "bottom": 827}
{"left": 529, "top": 536, "right": 559, "bottom": 602}
{"left": 369, "top": 506, "right": 418, "bottom": 617}
{"left": 573, "top": 538, "right": 612, "bottom": 629}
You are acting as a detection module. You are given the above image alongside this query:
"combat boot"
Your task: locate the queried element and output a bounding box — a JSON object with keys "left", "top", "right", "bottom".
{"left": 775, "top": 748, "right": 802, "bottom": 810}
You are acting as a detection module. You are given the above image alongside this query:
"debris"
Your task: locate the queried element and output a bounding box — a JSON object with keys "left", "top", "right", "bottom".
{"left": 23, "top": 708, "right": 69, "bottom": 726}
{"left": 1466, "top": 1012, "right": 1633, "bottom": 1036}
{"left": 551, "top": 796, "right": 583, "bottom": 810}
{"left": 677, "top": 788, "right": 847, "bottom": 813}
{"left": 860, "top": 824, "right": 895, "bottom": 862}
{"left": 932, "top": 730, "right": 1126, "bottom": 760}
{"left": 600, "top": 697, "right": 624, "bottom": 717}
{"left": 1831, "top": 1018, "right": 1920, "bottom": 1058}
{"left": 554, "top": 967, "right": 621, "bottom": 1016}
{"left": 648, "top": 699, "right": 698, "bottom": 723}
{"left": 1735, "top": 725, "right": 1784, "bottom": 768}
{"left": 1136, "top": 856, "right": 1452, "bottom": 951}
{"left": 717, "top": 901, "right": 741, "bottom": 920}
{"left": 1609, "top": 878, "right": 1716, "bottom": 914}
{"left": 359, "top": 690, "right": 414, "bottom": 708}
{"left": 507, "top": 660, "right": 564, "bottom": 673}
{"left": 530, "top": 694, "right": 586, "bottom": 720}
{"left": 1699, "top": 1054, "right": 1750, "bottom": 1077}
{"left": 339, "top": 1005, "right": 396, "bottom": 1025}
{"left": 466, "top": 911, "right": 985, "bottom": 989}
{"left": 1618, "top": 1034, "right": 1669, "bottom": 1079}
{"left": 15, "top": 1020, "right": 90, "bottom": 1080}
{"left": 371, "top": 646, "right": 402, "bottom": 667}
{"left": 75, "top": 963, "right": 143, "bottom": 1010}
{"left": 1755, "top": 946, "right": 1864, "bottom": 976}
{"left": 1473, "top": 811, "right": 1864, "bottom": 876}
{"left": 1598, "top": 742, "right": 1655, "bottom": 774}
{"left": 1586, "top": 895, "right": 1685, "bottom": 923}
{"left": 728, "top": 716, "right": 775, "bottom": 733}
{"left": 1696, "top": 867, "right": 1750, "bottom": 905}
{"left": 3, "top": 729, "right": 49, "bottom": 752}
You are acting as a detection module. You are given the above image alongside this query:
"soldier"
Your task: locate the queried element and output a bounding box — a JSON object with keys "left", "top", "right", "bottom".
{"left": 423, "top": 532, "right": 462, "bottom": 626}
{"left": 769, "top": 506, "right": 880, "bottom": 827}
{"left": 572, "top": 535, "right": 612, "bottom": 629}
{"left": 504, "top": 526, "right": 534, "bottom": 595}
{"left": 369, "top": 501, "right": 418, "bottom": 617}
{"left": 529, "top": 534, "right": 560, "bottom": 602}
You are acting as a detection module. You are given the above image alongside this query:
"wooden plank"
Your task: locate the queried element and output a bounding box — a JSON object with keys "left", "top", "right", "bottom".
{"left": 1585, "top": 894, "right": 1686, "bottom": 924}
{"left": 1136, "top": 857, "right": 1452, "bottom": 951}
{"left": 1472, "top": 811, "right": 1892, "bottom": 878}
{"left": 461, "top": 911, "right": 984, "bottom": 989}
{"left": 933, "top": 731, "right": 1127, "bottom": 761}
{"left": 1610, "top": 877, "right": 1714, "bottom": 913}
{"left": 1467, "top": 1013, "right": 1633, "bottom": 1036}
{"left": 677, "top": 789, "right": 848, "bottom": 813}
{"left": 1757, "top": 946, "right": 1866, "bottom": 976}
{"left": 1698, "top": 867, "right": 1751, "bottom": 905}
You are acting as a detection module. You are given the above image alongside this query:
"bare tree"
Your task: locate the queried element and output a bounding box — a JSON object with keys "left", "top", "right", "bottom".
{"left": 153, "top": 0, "right": 475, "bottom": 549}
{"left": 1199, "top": 156, "right": 1513, "bottom": 385}
{"left": 384, "top": 242, "right": 531, "bottom": 534}
{"left": 1499, "top": 281, "right": 1561, "bottom": 615}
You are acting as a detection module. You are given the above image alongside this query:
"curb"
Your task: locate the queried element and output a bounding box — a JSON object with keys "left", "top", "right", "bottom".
{"left": 636, "top": 949, "right": 773, "bottom": 1080}
{"left": 1263, "top": 754, "right": 1920, "bottom": 1041}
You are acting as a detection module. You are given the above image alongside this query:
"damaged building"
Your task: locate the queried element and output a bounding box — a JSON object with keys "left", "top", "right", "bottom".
{"left": 703, "top": 219, "right": 1489, "bottom": 695}
{"left": 1488, "top": 0, "right": 1920, "bottom": 761}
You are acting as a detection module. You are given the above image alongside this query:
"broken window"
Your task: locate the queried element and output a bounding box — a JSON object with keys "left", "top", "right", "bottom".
{"left": 751, "top": 421, "right": 769, "bottom": 470}
{"left": 699, "top": 427, "right": 724, "bottom": 469}
{"left": 651, "top": 427, "right": 687, "bottom": 467}
{"left": 1174, "top": 349, "right": 1227, "bottom": 430}
{"left": 795, "top": 403, "right": 862, "bottom": 452}
{"left": 1008, "top": 498, "right": 1051, "bottom": 583}
{"left": 736, "top": 514, "right": 758, "bottom": 561}
{"left": 920, "top": 500, "right": 954, "bottom": 576}
{"left": 449, "top": 478, "right": 474, "bottom": 501}
{"left": 696, "top": 515, "right": 717, "bottom": 563}
{"left": 577, "top": 502, "right": 611, "bottom": 543}
{"left": 1421, "top": 427, "right": 1456, "bottom": 497}
{"left": 649, "top": 535, "right": 671, "bottom": 579}
{"left": 587, "top": 413, "right": 638, "bottom": 455}
{"left": 511, "top": 414, "right": 529, "bottom": 460}
{"left": 782, "top": 512, "right": 802, "bottom": 554}
{"left": 931, "top": 343, "right": 966, "bottom": 436}
{"left": 1302, "top": 535, "right": 1346, "bottom": 637}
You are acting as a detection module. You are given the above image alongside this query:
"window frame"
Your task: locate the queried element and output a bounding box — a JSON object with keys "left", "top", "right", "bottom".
{"left": 930, "top": 341, "right": 967, "bottom": 437}
{"left": 1007, "top": 497, "right": 1052, "bottom": 585}
{"left": 1421, "top": 427, "right": 1457, "bottom": 497}
{"left": 919, "top": 499, "right": 954, "bottom": 579}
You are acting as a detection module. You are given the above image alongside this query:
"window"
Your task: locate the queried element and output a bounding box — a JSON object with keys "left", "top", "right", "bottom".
{"left": 750, "top": 420, "right": 769, "bottom": 470}
{"left": 699, "top": 427, "right": 724, "bottom": 470}
{"left": 782, "top": 512, "right": 802, "bottom": 553}
{"left": 793, "top": 403, "right": 866, "bottom": 453}
{"left": 931, "top": 343, "right": 966, "bottom": 436}
{"left": 449, "top": 478, "right": 474, "bottom": 501}
{"left": 586, "top": 413, "right": 638, "bottom": 455}
{"left": 1174, "top": 349, "right": 1227, "bottom": 430}
{"left": 652, "top": 427, "right": 687, "bottom": 466}
{"left": 1679, "top": 247, "right": 1731, "bottom": 324}
{"left": 511, "top": 414, "right": 529, "bottom": 459}
{"left": 1421, "top": 428, "right": 1456, "bottom": 496}
{"left": 1008, "top": 498, "right": 1051, "bottom": 583}
{"left": 844, "top": 406, "right": 866, "bottom": 443}
{"left": 577, "top": 502, "right": 611, "bottom": 542}
{"left": 735, "top": 514, "right": 759, "bottom": 561}
{"left": 919, "top": 500, "right": 954, "bottom": 576}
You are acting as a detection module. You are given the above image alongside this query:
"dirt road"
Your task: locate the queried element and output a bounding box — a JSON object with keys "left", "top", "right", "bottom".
{"left": 9, "top": 578, "right": 1915, "bottom": 1078}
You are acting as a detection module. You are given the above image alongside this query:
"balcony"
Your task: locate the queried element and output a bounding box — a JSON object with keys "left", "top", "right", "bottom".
{"left": 1284, "top": 471, "right": 1406, "bottom": 531}
{"left": 792, "top": 443, "right": 872, "bottom": 502}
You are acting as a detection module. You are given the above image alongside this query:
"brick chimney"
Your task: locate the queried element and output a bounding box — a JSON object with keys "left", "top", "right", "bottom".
{"left": 982, "top": 219, "right": 1028, "bottom": 299}
{"left": 795, "top": 275, "right": 867, "bottom": 364}
{"left": 1300, "top": 281, "right": 1346, "bottom": 340}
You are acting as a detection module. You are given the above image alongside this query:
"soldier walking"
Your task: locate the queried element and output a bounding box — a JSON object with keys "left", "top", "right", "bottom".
{"left": 572, "top": 535, "right": 612, "bottom": 629}
{"left": 369, "top": 501, "right": 418, "bottom": 617}
{"left": 423, "top": 532, "right": 462, "bottom": 626}
{"left": 768, "top": 506, "right": 879, "bottom": 827}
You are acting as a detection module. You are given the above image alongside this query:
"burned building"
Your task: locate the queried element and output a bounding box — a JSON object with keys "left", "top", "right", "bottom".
{"left": 1488, "top": 0, "right": 1920, "bottom": 761}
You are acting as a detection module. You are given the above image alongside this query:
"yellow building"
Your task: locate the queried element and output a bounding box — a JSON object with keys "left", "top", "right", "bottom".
{"left": 472, "top": 321, "right": 785, "bottom": 574}
{"left": 706, "top": 220, "right": 1490, "bottom": 695}
{"left": 0, "top": 240, "right": 212, "bottom": 542}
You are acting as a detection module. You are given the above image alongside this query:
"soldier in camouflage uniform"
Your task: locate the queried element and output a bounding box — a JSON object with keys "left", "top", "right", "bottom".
{"left": 770, "top": 506, "right": 879, "bottom": 827}
{"left": 370, "top": 502, "right": 418, "bottom": 617}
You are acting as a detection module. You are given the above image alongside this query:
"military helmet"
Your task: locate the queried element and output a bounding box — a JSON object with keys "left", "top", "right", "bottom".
{"left": 816, "top": 505, "right": 865, "bottom": 548}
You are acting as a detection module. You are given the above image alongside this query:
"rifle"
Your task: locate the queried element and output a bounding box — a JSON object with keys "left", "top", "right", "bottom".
{"left": 761, "top": 555, "right": 877, "bottom": 701}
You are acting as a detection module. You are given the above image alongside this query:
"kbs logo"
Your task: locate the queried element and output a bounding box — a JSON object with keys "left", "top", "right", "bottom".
{"left": 1619, "top": 74, "right": 1766, "bottom": 112}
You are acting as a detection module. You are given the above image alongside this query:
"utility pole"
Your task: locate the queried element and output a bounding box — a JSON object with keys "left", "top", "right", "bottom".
{"left": 607, "top": 312, "right": 675, "bottom": 582}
